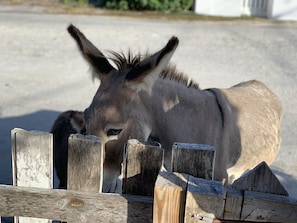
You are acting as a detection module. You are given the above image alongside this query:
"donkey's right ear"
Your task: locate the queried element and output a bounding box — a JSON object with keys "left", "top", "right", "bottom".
{"left": 67, "top": 24, "right": 115, "bottom": 80}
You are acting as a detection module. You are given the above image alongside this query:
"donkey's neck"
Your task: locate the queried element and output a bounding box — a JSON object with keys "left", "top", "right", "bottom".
{"left": 145, "top": 78, "right": 224, "bottom": 167}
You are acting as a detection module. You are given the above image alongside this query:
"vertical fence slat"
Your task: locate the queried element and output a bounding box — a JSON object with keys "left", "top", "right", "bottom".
{"left": 67, "top": 134, "right": 103, "bottom": 192}
{"left": 122, "top": 139, "right": 164, "bottom": 196}
{"left": 223, "top": 186, "right": 243, "bottom": 220}
{"left": 172, "top": 143, "right": 215, "bottom": 180}
{"left": 11, "top": 128, "right": 53, "bottom": 223}
{"left": 153, "top": 171, "right": 188, "bottom": 223}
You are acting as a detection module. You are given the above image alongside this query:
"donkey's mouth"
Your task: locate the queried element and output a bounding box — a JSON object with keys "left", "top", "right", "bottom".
{"left": 103, "top": 176, "right": 122, "bottom": 193}
{"left": 102, "top": 168, "right": 122, "bottom": 193}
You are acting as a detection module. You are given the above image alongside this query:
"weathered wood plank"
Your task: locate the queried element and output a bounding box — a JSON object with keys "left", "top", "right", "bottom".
{"left": 223, "top": 186, "right": 243, "bottom": 220}
{"left": 122, "top": 139, "right": 164, "bottom": 196}
{"left": 185, "top": 176, "right": 224, "bottom": 223}
{"left": 11, "top": 128, "right": 53, "bottom": 223}
{"left": 67, "top": 134, "right": 103, "bottom": 192}
{"left": 154, "top": 171, "right": 188, "bottom": 223}
{"left": 0, "top": 184, "right": 153, "bottom": 223}
{"left": 11, "top": 128, "right": 53, "bottom": 188}
{"left": 172, "top": 143, "right": 215, "bottom": 180}
{"left": 241, "top": 190, "right": 297, "bottom": 222}
{"left": 232, "top": 161, "right": 288, "bottom": 196}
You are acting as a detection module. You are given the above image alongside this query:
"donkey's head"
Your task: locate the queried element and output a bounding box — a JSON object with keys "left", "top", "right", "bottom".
{"left": 68, "top": 24, "right": 178, "bottom": 192}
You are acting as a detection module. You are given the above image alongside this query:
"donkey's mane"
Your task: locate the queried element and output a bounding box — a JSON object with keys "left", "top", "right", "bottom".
{"left": 108, "top": 51, "right": 200, "bottom": 89}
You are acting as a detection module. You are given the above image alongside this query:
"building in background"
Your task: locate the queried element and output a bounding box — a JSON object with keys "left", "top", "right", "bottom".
{"left": 194, "top": 0, "right": 297, "bottom": 21}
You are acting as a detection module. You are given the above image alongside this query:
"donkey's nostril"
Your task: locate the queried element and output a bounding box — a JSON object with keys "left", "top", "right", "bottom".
{"left": 107, "top": 129, "right": 123, "bottom": 137}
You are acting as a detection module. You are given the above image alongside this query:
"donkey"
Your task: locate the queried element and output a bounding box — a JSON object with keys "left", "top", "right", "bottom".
{"left": 68, "top": 24, "right": 282, "bottom": 192}
{"left": 50, "top": 110, "right": 85, "bottom": 189}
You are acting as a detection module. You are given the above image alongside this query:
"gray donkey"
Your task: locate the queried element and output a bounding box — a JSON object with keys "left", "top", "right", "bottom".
{"left": 68, "top": 24, "right": 282, "bottom": 192}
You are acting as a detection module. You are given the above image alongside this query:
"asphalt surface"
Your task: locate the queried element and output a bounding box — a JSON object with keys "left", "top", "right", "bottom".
{"left": 0, "top": 5, "right": 297, "bottom": 197}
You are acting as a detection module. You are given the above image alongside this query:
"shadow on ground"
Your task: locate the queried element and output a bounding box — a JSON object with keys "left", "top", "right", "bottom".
{"left": 0, "top": 109, "right": 64, "bottom": 223}
{"left": 0, "top": 109, "right": 61, "bottom": 185}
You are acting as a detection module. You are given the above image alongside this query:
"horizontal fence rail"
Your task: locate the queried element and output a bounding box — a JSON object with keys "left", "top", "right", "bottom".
{"left": 0, "top": 185, "right": 153, "bottom": 222}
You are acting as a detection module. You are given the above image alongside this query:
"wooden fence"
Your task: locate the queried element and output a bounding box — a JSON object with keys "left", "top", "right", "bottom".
{"left": 1, "top": 128, "right": 297, "bottom": 223}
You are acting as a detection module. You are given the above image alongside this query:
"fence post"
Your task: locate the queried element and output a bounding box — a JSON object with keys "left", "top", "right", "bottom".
{"left": 171, "top": 143, "right": 215, "bottom": 180}
{"left": 221, "top": 185, "right": 243, "bottom": 220}
{"left": 11, "top": 128, "right": 53, "bottom": 223}
{"left": 153, "top": 171, "right": 188, "bottom": 223}
{"left": 122, "top": 139, "right": 164, "bottom": 196}
{"left": 67, "top": 134, "right": 103, "bottom": 192}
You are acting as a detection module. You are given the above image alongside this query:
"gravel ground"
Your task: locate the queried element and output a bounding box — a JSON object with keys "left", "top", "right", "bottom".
{"left": 0, "top": 4, "right": 297, "bottom": 197}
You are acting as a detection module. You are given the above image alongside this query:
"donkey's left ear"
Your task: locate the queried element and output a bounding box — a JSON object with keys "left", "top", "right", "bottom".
{"left": 68, "top": 24, "right": 116, "bottom": 80}
{"left": 125, "top": 37, "right": 179, "bottom": 94}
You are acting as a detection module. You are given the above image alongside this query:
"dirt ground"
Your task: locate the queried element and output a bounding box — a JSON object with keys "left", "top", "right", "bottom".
{"left": 0, "top": 3, "right": 297, "bottom": 197}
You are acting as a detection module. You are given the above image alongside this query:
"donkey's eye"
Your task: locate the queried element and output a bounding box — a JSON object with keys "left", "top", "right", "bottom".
{"left": 107, "top": 129, "right": 123, "bottom": 137}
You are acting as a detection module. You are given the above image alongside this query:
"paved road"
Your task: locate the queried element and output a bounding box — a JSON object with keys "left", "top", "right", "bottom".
{"left": 0, "top": 7, "right": 297, "bottom": 196}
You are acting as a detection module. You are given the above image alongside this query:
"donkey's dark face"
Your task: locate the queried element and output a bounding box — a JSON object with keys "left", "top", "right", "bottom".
{"left": 68, "top": 24, "right": 178, "bottom": 192}
{"left": 84, "top": 73, "right": 151, "bottom": 192}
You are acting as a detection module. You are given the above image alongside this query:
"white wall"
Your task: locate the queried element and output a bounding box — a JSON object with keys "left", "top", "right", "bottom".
{"left": 194, "top": 0, "right": 242, "bottom": 17}
{"left": 194, "top": 0, "right": 297, "bottom": 21}
{"left": 267, "top": 0, "right": 297, "bottom": 20}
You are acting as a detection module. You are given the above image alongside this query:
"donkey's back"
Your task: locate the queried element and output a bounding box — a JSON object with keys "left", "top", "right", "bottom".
{"left": 213, "top": 80, "right": 282, "bottom": 182}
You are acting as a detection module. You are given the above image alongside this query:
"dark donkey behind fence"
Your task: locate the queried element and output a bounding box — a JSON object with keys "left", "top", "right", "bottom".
{"left": 50, "top": 110, "right": 85, "bottom": 189}
{"left": 67, "top": 24, "right": 282, "bottom": 192}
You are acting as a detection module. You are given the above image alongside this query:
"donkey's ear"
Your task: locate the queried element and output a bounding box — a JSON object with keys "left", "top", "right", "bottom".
{"left": 67, "top": 24, "right": 115, "bottom": 80}
{"left": 125, "top": 37, "right": 179, "bottom": 93}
